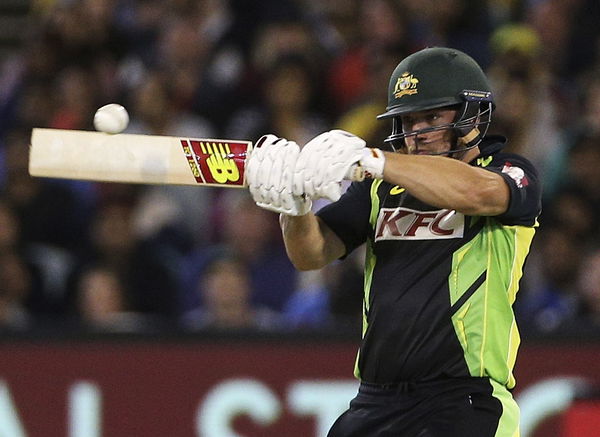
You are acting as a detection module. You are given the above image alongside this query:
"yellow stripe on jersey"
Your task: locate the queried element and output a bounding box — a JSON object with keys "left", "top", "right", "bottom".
{"left": 449, "top": 218, "right": 536, "bottom": 389}
{"left": 490, "top": 379, "right": 521, "bottom": 437}
{"left": 355, "top": 179, "right": 384, "bottom": 380}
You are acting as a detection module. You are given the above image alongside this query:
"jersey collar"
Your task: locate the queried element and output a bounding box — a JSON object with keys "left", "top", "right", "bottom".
{"left": 471, "top": 135, "right": 507, "bottom": 161}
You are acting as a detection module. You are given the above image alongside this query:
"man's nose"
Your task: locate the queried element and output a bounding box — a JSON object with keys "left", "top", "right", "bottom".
{"left": 413, "top": 123, "right": 431, "bottom": 139}
{"left": 411, "top": 118, "right": 431, "bottom": 133}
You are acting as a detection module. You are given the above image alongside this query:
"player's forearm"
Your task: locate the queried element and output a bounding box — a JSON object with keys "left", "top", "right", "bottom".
{"left": 382, "top": 152, "right": 509, "bottom": 216}
{"left": 279, "top": 213, "right": 344, "bottom": 271}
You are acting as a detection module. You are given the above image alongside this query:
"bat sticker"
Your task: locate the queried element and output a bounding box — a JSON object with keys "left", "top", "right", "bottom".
{"left": 180, "top": 139, "right": 249, "bottom": 186}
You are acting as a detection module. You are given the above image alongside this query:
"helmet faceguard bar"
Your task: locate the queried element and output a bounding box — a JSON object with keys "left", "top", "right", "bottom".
{"left": 383, "top": 90, "right": 493, "bottom": 156}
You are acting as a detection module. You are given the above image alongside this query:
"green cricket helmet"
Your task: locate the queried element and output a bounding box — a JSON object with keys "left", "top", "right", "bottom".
{"left": 377, "top": 47, "right": 494, "bottom": 155}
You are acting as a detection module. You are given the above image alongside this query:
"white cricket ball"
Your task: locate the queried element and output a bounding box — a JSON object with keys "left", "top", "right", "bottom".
{"left": 93, "top": 103, "right": 129, "bottom": 134}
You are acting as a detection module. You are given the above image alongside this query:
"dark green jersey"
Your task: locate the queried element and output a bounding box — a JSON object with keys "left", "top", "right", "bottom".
{"left": 316, "top": 137, "right": 541, "bottom": 388}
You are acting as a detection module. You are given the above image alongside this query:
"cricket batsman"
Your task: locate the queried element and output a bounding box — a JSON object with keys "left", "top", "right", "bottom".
{"left": 246, "top": 47, "right": 542, "bottom": 436}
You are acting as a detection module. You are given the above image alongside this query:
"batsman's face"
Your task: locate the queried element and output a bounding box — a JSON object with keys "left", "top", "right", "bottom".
{"left": 401, "top": 108, "right": 458, "bottom": 155}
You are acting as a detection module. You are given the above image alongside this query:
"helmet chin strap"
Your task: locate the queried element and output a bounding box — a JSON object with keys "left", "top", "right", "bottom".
{"left": 457, "top": 127, "right": 481, "bottom": 146}
{"left": 448, "top": 126, "right": 483, "bottom": 157}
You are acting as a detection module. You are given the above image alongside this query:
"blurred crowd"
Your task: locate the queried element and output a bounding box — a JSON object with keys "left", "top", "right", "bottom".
{"left": 0, "top": 0, "right": 599, "bottom": 336}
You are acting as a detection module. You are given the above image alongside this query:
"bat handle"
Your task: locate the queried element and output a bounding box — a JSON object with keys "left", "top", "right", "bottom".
{"left": 345, "top": 163, "right": 366, "bottom": 182}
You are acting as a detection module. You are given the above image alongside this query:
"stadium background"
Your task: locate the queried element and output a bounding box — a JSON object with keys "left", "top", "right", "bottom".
{"left": 0, "top": 0, "right": 599, "bottom": 436}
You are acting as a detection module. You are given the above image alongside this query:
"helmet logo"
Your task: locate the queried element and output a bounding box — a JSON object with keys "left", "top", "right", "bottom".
{"left": 393, "top": 72, "right": 419, "bottom": 98}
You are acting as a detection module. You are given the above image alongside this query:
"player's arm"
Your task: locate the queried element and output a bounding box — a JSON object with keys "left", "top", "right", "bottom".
{"left": 245, "top": 134, "right": 344, "bottom": 271}
{"left": 279, "top": 213, "right": 345, "bottom": 271}
{"left": 246, "top": 132, "right": 365, "bottom": 271}
{"left": 287, "top": 130, "right": 509, "bottom": 217}
{"left": 380, "top": 152, "right": 510, "bottom": 216}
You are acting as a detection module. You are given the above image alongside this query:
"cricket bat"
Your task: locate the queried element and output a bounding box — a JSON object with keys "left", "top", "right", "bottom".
{"left": 29, "top": 128, "right": 364, "bottom": 187}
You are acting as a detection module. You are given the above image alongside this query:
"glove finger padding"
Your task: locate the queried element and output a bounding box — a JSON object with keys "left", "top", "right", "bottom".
{"left": 294, "top": 130, "right": 366, "bottom": 201}
{"left": 247, "top": 136, "right": 269, "bottom": 204}
{"left": 279, "top": 144, "right": 300, "bottom": 211}
{"left": 267, "top": 141, "right": 292, "bottom": 209}
{"left": 265, "top": 141, "right": 284, "bottom": 205}
{"left": 247, "top": 134, "right": 311, "bottom": 216}
{"left": 292, "top": 131, "right": 336, "bottom": 197}
{"left": 258, "top": 135, "right": 280, "bottom": 204}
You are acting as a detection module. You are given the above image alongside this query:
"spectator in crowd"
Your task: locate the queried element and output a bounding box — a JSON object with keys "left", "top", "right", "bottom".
{"left": 226, "top": 34, "right": 329, "bottom": 145}
{"left": 2, "top": 129, "right": 87, "bottom": 252}
{"left": 282, "top": 247, "right": 365, "bottom": 331}
{"left": 180, "top": 190, "right": 297, "bottom": 315}
{"left": 324, "top": 0, "right": 410, "bottom": 113}
{"left": 575, "top": 249, "right": 600, "bottom": 328}
{"left": 0, "top": 249, "right": 33, "bottom": 331}
{"left": 1, "top": 131, "right": 83, "bottom": 318}
{"left": 402, "top": 0, "right": 493, "bottom": 66}
{"left": 546, "top": 133, "right": 600, "bottom": 238}
{"left": 75, "top": 263, "right": 153, "bottom": 332}
{"left": 517, "top": 130, "right": 600, "bottom": 332}
{"left": 517, "top": 227, "right": 582, "bottom": 332}
{"left": 71, "top": 190, "right": 180, "bottom": 321}
{"left": 330, "top": 0, "right": 411, "bottom": 148}
{"left": 334, "top": 47, "right": 405, "bottom": 150}
{"left": 48, "top": 66, "right": 97, "bottom": 131}
{"left": 525, "top": 0, "right": 577, "bottom": 78}
{"left": 0, "top": 196, "right": 47, "bottom": 318}
{"left": 181, "top": 249, "right": 281, "bottom": 331}
{"left": 0, "top": 197, "right": 20, "bottom": 251}
{"left": 486, "top": 24, "right": 562, "bottom": 178}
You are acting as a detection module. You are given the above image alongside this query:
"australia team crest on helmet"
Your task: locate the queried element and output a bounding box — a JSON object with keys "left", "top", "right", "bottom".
{"left": 393, "top": 72, "right": 419, "bottom": 98}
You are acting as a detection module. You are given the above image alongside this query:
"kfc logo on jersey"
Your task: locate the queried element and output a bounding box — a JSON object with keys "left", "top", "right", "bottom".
{"left": 501, "top": 162, "right": 528, "bottom": 188}
{"left": 375, "top": 207, "right": 464, "bottom": 241}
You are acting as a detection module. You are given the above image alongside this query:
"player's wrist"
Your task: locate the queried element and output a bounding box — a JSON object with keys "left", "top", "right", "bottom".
{"left": 360, "top": 148, "right": 386, "bottom": 179}
{"left": 284, "top": 195, "right": 312, "bottom": 216}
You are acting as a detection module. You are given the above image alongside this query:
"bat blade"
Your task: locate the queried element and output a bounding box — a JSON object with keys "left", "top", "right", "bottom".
{"left": 29, "top": 128, "right": 252, "bottom": 187}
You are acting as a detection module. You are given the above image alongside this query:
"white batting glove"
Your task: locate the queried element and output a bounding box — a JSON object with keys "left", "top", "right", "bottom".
{"left": 359, "top": 147, "right": 386, "bottom": 180}
{"left": 293, "top": 130, "right": 385, "bottom": 202}
{"left": 246, "top": 134, "right": 312, "bottom": 216}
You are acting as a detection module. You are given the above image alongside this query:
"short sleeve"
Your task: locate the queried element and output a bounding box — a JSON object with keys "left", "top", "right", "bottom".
{"left": 316, "top": 180, "right": 372, "bottom": 256}
{"left": 484, "top": 154, "right": 542, "bottom": 226}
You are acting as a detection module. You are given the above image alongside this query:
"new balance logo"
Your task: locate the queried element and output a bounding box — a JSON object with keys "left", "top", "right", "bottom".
{"left": 375, "top": 207, "right": 464, "bottom": 241}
